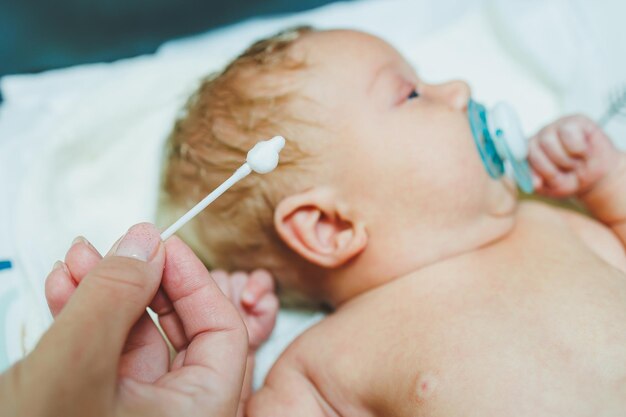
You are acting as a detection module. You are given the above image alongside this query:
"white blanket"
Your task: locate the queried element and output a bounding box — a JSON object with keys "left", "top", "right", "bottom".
{"left": 1, "top": 0, "right": 625, "bottom": 386}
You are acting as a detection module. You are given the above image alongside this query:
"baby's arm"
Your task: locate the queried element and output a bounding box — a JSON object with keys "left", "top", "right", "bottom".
{"left": 211, "top": 270, "right": 279, "bottom": 417}
{"left": 529, "top": 115, "right": 626, "bottom": 246}
{"left": 201, "top": 294, "right": 327, "bottom": 417}
{"left": 580, "top": 157, "right": 626, "bottom": 246}
{"left": 246, "top": 355, "right": 328, "bottom": 417}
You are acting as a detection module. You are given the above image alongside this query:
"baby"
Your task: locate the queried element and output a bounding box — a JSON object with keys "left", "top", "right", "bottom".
{"left": 161, "top": 27, "right": 626, "bottom": 415}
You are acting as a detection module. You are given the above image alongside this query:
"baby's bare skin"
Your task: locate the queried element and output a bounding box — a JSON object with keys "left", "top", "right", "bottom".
{"left": 237, "top": 31, "right": 626, "bottom": 415}
{"left": 251, "top": 202, "right": 626, "bottom": 416}
{"left": 170, "top": 29, "right": 626, "bottom": 415}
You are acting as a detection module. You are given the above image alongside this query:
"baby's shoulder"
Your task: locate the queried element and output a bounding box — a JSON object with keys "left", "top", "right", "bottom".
{"left": 525, "top": 200, "right": 626, "bottom": 271}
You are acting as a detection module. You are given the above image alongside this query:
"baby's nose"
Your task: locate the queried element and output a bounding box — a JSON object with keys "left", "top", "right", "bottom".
{"left": 430, "top": 80, "right": 471, "bottom": 111}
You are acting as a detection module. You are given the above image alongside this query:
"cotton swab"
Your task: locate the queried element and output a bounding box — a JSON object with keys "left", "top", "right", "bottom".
{"left": 160, "top": 136, "right": 285, "bottom": 240}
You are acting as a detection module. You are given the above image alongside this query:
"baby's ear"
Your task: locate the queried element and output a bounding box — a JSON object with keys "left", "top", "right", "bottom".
{"left": 274, "top": 187, "right": 368, "bottom": 268}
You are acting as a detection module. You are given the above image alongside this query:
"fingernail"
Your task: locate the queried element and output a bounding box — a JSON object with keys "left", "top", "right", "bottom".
{"left": 53, "top": 260, "right": 69, "bottom": 274}
{"left": 115, "top": 223, "right": 161, "bottom": 262}
{"left": 242, "top": 291, "right": 255, "bottom": 305}
{"left": 72, "top": 236, "right": 87, "bottom": 246}
{"left": 72, "top": 235, "right": 98, "bottom": 252}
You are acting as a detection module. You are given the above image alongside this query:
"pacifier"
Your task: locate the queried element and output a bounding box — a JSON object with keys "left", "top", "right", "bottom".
{"left": 467, "top": 99, "right": 534, "bottom": 193}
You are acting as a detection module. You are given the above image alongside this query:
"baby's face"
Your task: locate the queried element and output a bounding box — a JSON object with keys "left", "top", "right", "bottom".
{"left": 292, "top": 30, "right": 516, "bottom": 249}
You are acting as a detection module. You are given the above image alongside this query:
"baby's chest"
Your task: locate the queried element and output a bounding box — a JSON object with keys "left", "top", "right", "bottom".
{"left": 300, "top": 271, "right": 626, "bottom": 416}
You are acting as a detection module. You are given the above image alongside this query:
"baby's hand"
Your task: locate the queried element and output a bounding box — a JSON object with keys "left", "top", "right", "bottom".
{"left": 211, "top": 269, "right": 279, "bottom": 350}
{"left": 528, "top": 114, "right": 620, "bottom": 198}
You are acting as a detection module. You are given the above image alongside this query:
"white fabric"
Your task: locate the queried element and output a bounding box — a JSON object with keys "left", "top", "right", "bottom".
{"left": 1, "top": 0, "right": 626, "bottom": 384}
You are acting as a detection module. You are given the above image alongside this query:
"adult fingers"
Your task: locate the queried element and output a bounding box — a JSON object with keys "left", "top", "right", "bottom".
{"left": 118, "top": 313, "right": 170, "bottom": 383}
{"left": 45, "top": 261, "right": 75, "bottom": 317}
{"left": 35, "top": 223, "right": 166, "bottom": 386}
{"left": 150, "top": 288, "right": 188, "bottom": 352}
{"left": 65, "top": 236, "right": 103, "bottom": 281}
{"left": 156, "top": 236, "right": 247, "bottom": 415}
{"left": 44, "top": 237, "right": 104, "bottom": 316}
{"left": 65, "top": 235, "right": 168, "bottom": 383}
{"left": 210, "top": 270, "right": 231, "bottom": 298}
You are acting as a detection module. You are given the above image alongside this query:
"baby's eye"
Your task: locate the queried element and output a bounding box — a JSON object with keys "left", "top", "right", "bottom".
{"left": 407, "top": 89, "right": 420, "bottom": 100}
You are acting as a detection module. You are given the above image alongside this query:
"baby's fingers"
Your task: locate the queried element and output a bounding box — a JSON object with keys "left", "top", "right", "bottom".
{"left": 539, "top": 129, "right": 577, "bottom": 170}
{"left": 241, "top": 269, "right": 275, "bottom": 307}
{"left": 251, "top": 292, "right": 280, "bottom": 320}
{"left": 543, "top": 171, "right": 580, "bottom": 198}
{"left": 529, "top": 138, "right": 581, "bottom": 197}
{"left": 529, "top": 139, "right": 560, "bottom": 182}
{"left": 557, "top": 121, "right": 588, "bottom": 157}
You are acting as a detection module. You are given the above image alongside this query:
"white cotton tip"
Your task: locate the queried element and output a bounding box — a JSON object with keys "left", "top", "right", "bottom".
{"left": 246, "top": 135, "right": 286, "bottom": 174}
{"left": 160, "top": 135, "right": 286, "bottom": 240}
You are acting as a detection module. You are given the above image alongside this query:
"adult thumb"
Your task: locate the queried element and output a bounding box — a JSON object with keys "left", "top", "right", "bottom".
{"left": 37, "top": 223, "right": 165, "bottom": 383}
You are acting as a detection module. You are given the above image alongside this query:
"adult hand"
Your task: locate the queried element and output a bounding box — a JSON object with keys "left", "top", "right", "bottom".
{"left": 0, "top": 223, "right": 248, "bottom": 417}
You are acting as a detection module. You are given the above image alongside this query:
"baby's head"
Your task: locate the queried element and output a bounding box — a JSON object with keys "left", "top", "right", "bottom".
{"left": 162, "top": 27, "right": 517, "bottom": 307}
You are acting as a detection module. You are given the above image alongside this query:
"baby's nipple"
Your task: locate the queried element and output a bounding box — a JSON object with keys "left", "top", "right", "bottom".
{"left": 413, "top": 372, "right": 438, "bottom": 402}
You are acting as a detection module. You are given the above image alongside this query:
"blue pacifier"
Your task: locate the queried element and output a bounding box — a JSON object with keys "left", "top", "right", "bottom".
{"left": 467, "top": 99, "right": 534, "bottom": 193}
